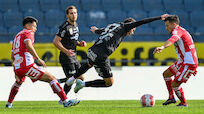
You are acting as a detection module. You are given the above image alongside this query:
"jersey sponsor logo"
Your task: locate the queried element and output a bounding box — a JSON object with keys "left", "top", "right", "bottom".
{"left": 13, "top": 56, "right": 23, "bottom": 64}
{"left": 87, "top": 49, "right": 97, "bottom": 62}
{"left": 25, "top": 67, "right": 41, "bottom": 79}
{"left": 69, "top": 28, "right": 73, "bottom": 35}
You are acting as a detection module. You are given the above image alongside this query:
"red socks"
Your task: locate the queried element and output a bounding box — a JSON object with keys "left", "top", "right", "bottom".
{"left": 164, "top": 77, "right": 174, "bottom": 99}
{"left": 50, "top": 80, "right": 67, "bottom": 101}
{"left": 173, "top": 87, "right": 186, "bottom": 104}
{"left": 8, "top": 82, "right": 20, "bottom": 103}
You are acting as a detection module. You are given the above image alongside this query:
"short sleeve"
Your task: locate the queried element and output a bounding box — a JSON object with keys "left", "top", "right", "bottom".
{"left": 24, "top": 32, "right": 34, "bottom": 43}
{"left": 168, "top": 29, "right": 181, "bottom": 43}
{"left": 56, "top": 26, "right": 66, "bottom": 38}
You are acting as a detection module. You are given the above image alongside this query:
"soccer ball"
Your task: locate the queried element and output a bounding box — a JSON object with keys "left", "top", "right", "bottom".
{"left": 140, "top": 94, "right": 155, "bottom": 107}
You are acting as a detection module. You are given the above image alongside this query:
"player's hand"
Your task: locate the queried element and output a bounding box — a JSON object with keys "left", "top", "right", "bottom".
{"left": 36, "top": 58, "right": 46, "bottom": 67}
{"left": 90, "top": 26, "right": 98, "bottom": 33}
{"left": 79, "top": 40, "right": 87, "bottom": 47}
{"left": 161, "top": 14, "right": 169, "bottom": 20}
{"left": 153, "top": 46, "right": 164, "bottom": 54}
{"left": 65, "top": 49, "right": 75, "bottom": 56}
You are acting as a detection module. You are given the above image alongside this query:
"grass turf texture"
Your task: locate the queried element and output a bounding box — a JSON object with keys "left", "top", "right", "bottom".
{"left": 1, "top": 100, "right": 204, "bottom": 114}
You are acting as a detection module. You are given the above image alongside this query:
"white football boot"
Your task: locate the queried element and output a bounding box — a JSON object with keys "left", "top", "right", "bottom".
{"left": 63, "top": 99, "right": 80, "bottom": 107}
{"left": 5, "top": 102, "right": 13, "bottom": 108}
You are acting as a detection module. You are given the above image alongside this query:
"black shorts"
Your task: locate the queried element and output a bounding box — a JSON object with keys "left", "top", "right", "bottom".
{"left": 87, "top": 49, "right": 113, "bottom": 78}
{"left": 59, "top": 54, "right": 81, "bottom": 78}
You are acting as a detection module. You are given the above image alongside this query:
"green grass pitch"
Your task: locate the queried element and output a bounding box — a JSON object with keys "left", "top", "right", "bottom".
{"left": 1, "top": 100, "right": 204, "bottom": 114}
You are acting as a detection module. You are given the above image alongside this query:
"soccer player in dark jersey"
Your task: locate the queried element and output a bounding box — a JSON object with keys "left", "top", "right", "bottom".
{"left": 53, "top": 6, "right": 86, "bottom": 96}
{"left": 65, "top": 14, "right": 169, "bottom": 93}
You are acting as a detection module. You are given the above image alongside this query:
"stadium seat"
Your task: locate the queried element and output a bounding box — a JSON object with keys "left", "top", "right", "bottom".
{"left": 24, "top": 10, "right": 45, "bottom": 27}
{"left": 4, "top": 11, "right": 23, "bottom": 28}
{"left": 163, "top": 0, "right": 184, "bottom": 13}
{"left": 36, "top": 27, "right": 51, "bottom": 43}
{"left": 45, "top": 9, "right": 65, "bottom": 28}
{"left": 171, "top": 11, "right": 191, "bottom": 27}
{"left": 19, "top": 0, "right": 40, "bottom": 12}
{"left": 102, "top": 0, "right": 122, "bottom": 12}
{"left": 0, "top": 26, "right": 9, "bottom": 42}
{"left": 77, "top": 11, "right": 88, "bottom": 27}
{"left": 87, "top": 11, "right": 107, "bottom": 28}
{"left": 0, "top": 0, "right": 18, "bottom": 12}
{"left": 127, "top": 10, "right": 148, "bottom": 27}
{"left": 0, "top": 13, "right": 4, "bottom": 27}
{"left": 122, "top": 0, "right": 143, "bottom": 11}
{"left": 190, "top": 11, "right": 204, "bottom": 30}
{"left": 143, "top": 0, "right": 163, "bottom": 12}
{"left": 184, "top": 0, "right": 204, "bottom": 12}
{"left": 81, "top": 0, "right": 102, "bottom": 11}
{"left": 40, "top": 0, "right": 60, "bottom": 12}
{"left": 134, "top": 26, "right": 154, "bottom": 41}
{"left": 78, "top": 26, "right": 95, "bottom": 42}
{"left": 148, "top": 10, "right": 166, "bottom": 28}
{"left": 60, "top": 0, "right": 80, "bottom": 11}
{"left": 107, "top": 10, "right": 127, "bottom": 24}
{"left": 195, "top": 27, "right": 204, "bottom": 42}
{"left": 154, "top": 26, "right": 170, "bottom": 41}
{"left": 50, "top": 26, "right": 58, "bottom": 41}
{"left": 8, "top": 26, "right": 23, "bottom": 42}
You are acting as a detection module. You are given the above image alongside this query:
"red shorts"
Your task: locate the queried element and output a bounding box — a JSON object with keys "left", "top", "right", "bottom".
{"left": 168, "top": 61, "right": 197, "bottom": 83}
{"left": 14, "top": 63, "right": 45, "bottom": 83}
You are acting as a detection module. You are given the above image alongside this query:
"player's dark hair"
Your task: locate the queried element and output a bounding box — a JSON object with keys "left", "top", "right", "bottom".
{"left": 23, "top": 16, "right": 38, "bottom": 26}
{"left": 66, "top": 5, "right": 77, "bottom": 15}
{"left": 164, "top": 15, "right": 180, "bottom": 24}
{"left": 123, "top": 17, "right": 136, "bottom": 23}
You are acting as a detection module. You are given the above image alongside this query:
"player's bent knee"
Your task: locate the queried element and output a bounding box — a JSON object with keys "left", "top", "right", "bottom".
{"left": 40, "top": 71, "right": 56, "bottom": 82}
{"left": 104, "top": 78, "right": 114, "bottom": 87}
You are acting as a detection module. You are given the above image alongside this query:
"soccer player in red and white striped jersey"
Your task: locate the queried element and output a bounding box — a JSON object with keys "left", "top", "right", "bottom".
{"left": 154, "top": 15, "right": 198, "bottom": 107}
{"left": 6, "top": 16, "right": 79, "bottom": 108}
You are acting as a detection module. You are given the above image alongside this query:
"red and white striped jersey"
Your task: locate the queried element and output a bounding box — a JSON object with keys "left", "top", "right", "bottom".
{"left": 168, "top": 25, "right": 198, "bottom": 65}
{"left": 12, "top": 29, "right": 35, "bottom": 70}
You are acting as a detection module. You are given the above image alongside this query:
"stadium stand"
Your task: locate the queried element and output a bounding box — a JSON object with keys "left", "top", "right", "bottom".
{"left": 184, "top": 0, "right": 204, "bottom": 13}
{"left": 127, "top": 10, "right": 148, "bottom": 27}
{"left": 154, "top": 25, "right": 170, "bottom": 41}
{"left": 81, "top": 0, "right": 102, "bottom": 11}
{"left": 102, "top": 0, "right": 122, "bottom": 12}
{"left": 107, "top": 10, "right": 127, "bottom": 24}
{"left": 44, "top": 9, "right": 64, "bottom": 28}
{"left": 195, "top": 27, "right": 204, "bottom": 42}
{"left": 190, "top": 11, "right": 204, "bottom": 30}
{"left": 134, "top": 26, "right": 154, "bottom": 41}
{"left": 0, "top": 26, "right": 8, "bottom": 42}
{"left": 87, "top": 10, "right": 107, "bottom": 28}
{"left": 8, "top": 26, "right": 22, "bottom": 42}
{"left": 60, "top": 0, "right": 80, "bottom": 11}
{"left": 0, "top": 0, "right": 204, "bottom": 43}
{"left": 24, "top": 10, "right": 45, "bottom": 27}
{"left": 143, "top": 0, "right": 163, "bottom": 12}
{"left": 0, "top": 0, "right": 18, "bottom": 12}
{"left": 148, "top": 10, "right": 166, "bottom": 29}
{"left": 122, "top": 0, "right": 143, "bottom": 11}
{"left": 3, "top": 10, "right": 23, "bottom": 28}
{"left": 163, "top": 0, "right": 184, "bottom": 13}
{"left": 35, "top": 26, "right": 51, "bottom": 43}
{"left": 39, "top": 0, "right": 60, "bottom": 12}
{"left": 19, "top": 0, "right": 40, "bottom": 12}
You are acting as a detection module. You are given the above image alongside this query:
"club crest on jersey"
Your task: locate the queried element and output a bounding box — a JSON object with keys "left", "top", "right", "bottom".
{"left": 68, "top": 28, "right": 73, "bottom": 35}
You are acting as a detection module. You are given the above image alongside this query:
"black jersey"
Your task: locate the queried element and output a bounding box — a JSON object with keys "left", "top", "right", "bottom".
{"left": 89, "top": 16, "right": 161, "bottom": 58}
{"left": 56, "top": 21, "right": 79, "bottom": 63}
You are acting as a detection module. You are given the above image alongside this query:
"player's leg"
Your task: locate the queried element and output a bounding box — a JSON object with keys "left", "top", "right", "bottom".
{"left": 171, "top": 81, "right": 187, "bottom": 106}
{"left": 6, "top": 73, "right": 25, "bottom": 108}
{"left": 172, "top": 64, "right": 197, "bottom": 107}
{"left": 66, "top": 61, "right": 93, "bottom": 86}
{"left": 74, "top": 60, "right": 113, "bottom": 93}
{"left": 6, "top": 79, "right": 23, "bottom": 108}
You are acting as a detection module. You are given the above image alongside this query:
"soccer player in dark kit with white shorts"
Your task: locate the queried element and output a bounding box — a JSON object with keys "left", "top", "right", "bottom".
{"left": 66, "top": 14, "right": 169, "bottom": 93}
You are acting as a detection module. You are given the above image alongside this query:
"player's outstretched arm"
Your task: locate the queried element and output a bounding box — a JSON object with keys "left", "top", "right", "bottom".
{"left": 25, "top": 40, "right": 46, "bottom": 67}
{"left": 153, "top": 40, "right": 173, "bottom": 54}
{"left": 125, "top": 14, "right": 169, "bottom": 31}
{"left": 90, "top": 26, "right": 104, "bottom": 35}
